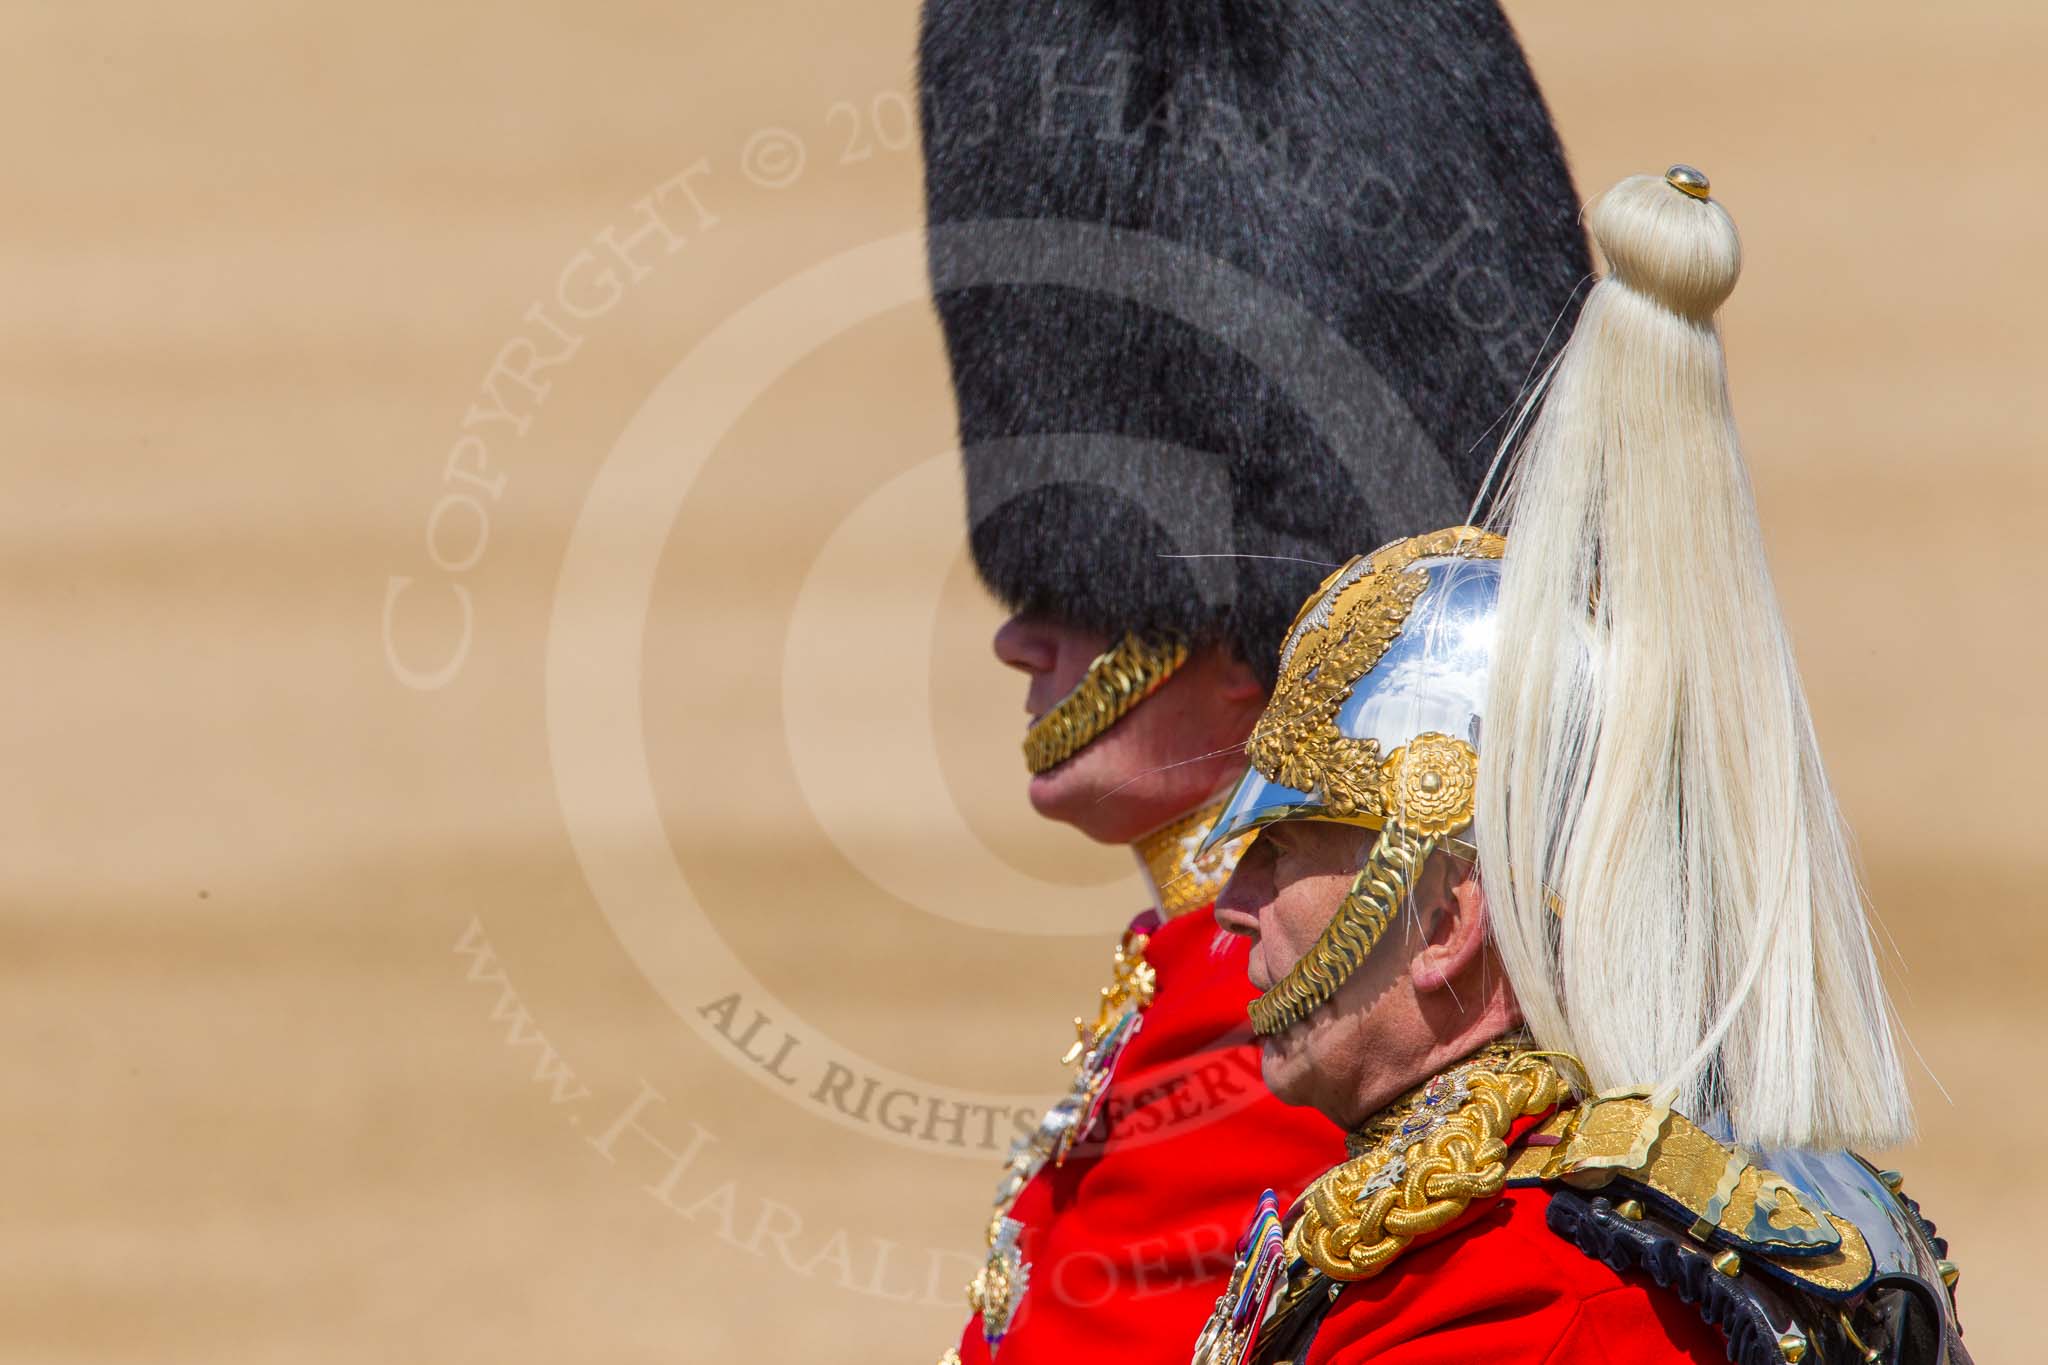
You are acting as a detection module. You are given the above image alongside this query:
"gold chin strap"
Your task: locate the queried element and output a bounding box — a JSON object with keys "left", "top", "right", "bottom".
{"left": 1248, "top": 821, "right": 1435, "bottom": 1036}
{"left": 1021, "top": 632, "right": 1189, "bottom": 776}
{"left": 1131, "top": 797, "right": 1244, "bottom": 920}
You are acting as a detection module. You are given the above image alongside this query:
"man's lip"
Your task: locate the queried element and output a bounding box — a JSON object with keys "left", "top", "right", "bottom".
{"left": 1238, "top": 935, "right": 1270, "bottom": 992}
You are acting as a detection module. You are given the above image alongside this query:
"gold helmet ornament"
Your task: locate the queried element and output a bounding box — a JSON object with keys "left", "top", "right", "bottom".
{"left": 1210, "top": 167, "right": 1913, "bottom": 1155}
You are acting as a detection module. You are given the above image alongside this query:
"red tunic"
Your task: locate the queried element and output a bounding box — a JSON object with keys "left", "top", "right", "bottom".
{"left": 954, "top": 904, "right": 1345, "bottom": 1363}
{"left": 1305, "top": 1122, "right": 1730, "bottom": 1364}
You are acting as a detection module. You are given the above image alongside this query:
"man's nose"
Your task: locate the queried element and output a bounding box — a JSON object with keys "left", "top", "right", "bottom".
{"left": 992, "top": 614, "right": 1056, "bottom": 675}
{"left": 1212, "top": 842, "right": 1271, "bottom": 937}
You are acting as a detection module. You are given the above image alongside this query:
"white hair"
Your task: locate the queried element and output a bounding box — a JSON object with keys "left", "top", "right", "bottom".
{"left": 1475, "top": 172, "right": 1912, "bottom": 1149}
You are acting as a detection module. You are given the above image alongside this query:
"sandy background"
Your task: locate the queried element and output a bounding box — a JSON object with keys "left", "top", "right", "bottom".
{"left": 7, "top": 1, "right": 2041, "bottom": 1360}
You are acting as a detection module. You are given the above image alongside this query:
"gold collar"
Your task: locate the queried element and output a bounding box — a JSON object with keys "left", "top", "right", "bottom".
{"left": 1132, "top": 797, "right": 1245, "bottom": 920}
{"left": 1293, "top": 1037, "right": 1566, "bottom": 1281}
{"left": 1341, "top": 1033, "right": 1535, "bottom": 1158}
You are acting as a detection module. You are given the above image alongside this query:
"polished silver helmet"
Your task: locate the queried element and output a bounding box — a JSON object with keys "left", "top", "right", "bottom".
{"left": 1201, "top": 525, "right": 1502, "bottom": 1035}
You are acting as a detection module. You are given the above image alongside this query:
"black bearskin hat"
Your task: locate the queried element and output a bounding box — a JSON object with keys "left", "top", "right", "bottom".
{"left": 918, "top": 0, "right": 1589, "bottom": 684}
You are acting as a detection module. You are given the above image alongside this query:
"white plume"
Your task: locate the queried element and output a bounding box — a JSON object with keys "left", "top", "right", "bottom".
{"left": 1475, "top": 172, "right": 1912, "bottom": 1149}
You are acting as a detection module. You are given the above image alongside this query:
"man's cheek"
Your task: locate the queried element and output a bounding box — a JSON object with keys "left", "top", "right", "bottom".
{"left": 1267, "top": 922, "right": 1305, "bottom": 978}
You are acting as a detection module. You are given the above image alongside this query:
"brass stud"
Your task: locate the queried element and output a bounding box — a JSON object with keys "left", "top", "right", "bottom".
{"left": 1712, "top": 1248, "right": 1742, "bottom": 1277}
{"left": 1838, "top": 1309, "right": 1882, "bottom": 1363}
{"left": 1937, "top": 1258, "right": 1959, "bottom": 1289}
{"left": 1877, "top": 1169, "right": 1905, "bottom": 1194}
{"left": 1665, "top": 164, "right": 1712, "bottom": 200}
{"left": 1614, "top": 1199, "right": 1645, "bottom": 1222}
{"left": 1776, "top": 1329, "right": 1809, "bottom": 1363}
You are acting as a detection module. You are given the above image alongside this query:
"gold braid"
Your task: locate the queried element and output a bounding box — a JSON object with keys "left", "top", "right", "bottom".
{"left": 1290, "top": 1051, "right": 1571, "bottom": 1281}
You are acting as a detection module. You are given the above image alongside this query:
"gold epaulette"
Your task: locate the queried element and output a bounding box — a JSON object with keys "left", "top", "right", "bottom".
{"left": 1505, "top": 1093, "right": 1875, "bottom": 1299}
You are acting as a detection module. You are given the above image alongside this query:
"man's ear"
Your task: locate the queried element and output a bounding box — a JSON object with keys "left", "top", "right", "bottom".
{"left": 1410, "top": 857, "right": 1489, "bottom": 994}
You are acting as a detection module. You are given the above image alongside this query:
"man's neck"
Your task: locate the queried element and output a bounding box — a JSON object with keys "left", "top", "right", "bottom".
{"left": 1336, "top": 1003, "right": 1525, "bottom": 1131}
{"left": 1130, "top": 796, "right": 1242, "bottom": 920}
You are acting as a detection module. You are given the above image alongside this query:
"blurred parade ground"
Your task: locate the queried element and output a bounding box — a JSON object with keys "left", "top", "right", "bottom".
{"left": 6, "top": 2, "right": 2042, "bottom": 1360}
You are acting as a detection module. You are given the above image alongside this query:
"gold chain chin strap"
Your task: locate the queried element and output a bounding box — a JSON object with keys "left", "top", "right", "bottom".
{"left": 1248, "top": 822, "right": 1435, "bottom": 1036}
{"left": 1022, "top": 632, "right": 1189, "bottom": 775}
{"left": 1290, "top": 1052, "right": 1571, "bottom": 1281}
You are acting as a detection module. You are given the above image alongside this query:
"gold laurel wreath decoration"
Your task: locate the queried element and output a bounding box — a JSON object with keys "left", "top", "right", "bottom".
{"left": 1244, "top": 527, "right": 1502, "bottom": 816}
{"left": 1290, "top": 1052, "right": 1571, "bottom": 1281}
{"left": 1022, "top": 632, "right": 1189, "bottom": 775}
{"left": 1245, "top": 573, "right": 1418, "bottom": 815}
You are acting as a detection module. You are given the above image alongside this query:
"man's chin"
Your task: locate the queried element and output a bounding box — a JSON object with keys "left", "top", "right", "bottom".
{"left": 1026, "top": 764, "right": 1089, "bottom": 819}
{"left": 1026, "top": 755, "right": 1131, "bottom": 843}
{"left": 1257, "top": 1034, "right": 1314, "bottom": 1108}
